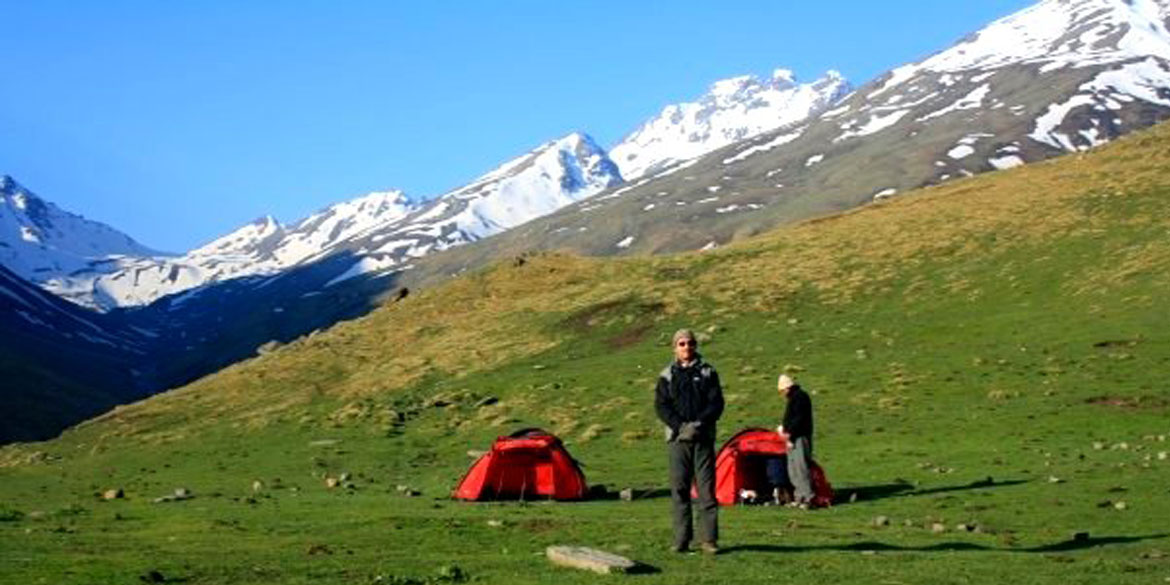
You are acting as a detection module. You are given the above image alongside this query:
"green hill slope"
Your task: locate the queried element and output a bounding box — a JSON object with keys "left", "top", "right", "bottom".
{"left": 2, "top": 123, "right": 1170, "bottom": 584}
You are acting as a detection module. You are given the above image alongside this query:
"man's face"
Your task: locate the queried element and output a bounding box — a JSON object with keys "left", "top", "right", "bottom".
{"left": 674, "top": 336, "right": 697, "bottom": 362}
{"left": 778, "top": 385, "right": 790, "bottom": 398}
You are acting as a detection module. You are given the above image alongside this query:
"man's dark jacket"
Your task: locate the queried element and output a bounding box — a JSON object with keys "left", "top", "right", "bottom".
{"left": 655, "top": 356, "right": 724, "bottom": 442}
{"left": 782, "top": 385, "right": 813, "bottom": 441}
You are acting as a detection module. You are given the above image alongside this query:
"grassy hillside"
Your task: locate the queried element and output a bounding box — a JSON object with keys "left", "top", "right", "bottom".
{"left": 2, "top": 122, "right": 1170, "bottom": 584}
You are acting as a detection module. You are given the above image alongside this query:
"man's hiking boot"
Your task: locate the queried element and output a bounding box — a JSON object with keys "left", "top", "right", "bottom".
{"left": 672, "top": 543, "right": 691, "bottom": 554}
{"left": 699, "top": 542, "right": 720, "bottom": 555}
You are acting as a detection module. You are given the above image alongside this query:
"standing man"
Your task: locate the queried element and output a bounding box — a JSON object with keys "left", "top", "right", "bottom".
{"left": 777, "top": 374, "right": 815, "bottom": 508}
{"left": 655, "top": 329, "right": 724, "bottom": 554}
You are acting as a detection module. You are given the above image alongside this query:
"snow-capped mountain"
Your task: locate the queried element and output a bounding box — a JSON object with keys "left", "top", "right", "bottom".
{"left": 0, "top": 175, "right": 161, "bottom": 286}
{"left": 433, "top": 0, "right": 1170, "bottom": 259}
{"left": 36, "top": 132, "right": 621, "bottom": 309}
{"left": 852, "top": 0, "right": 1170, "bottom": 154}
{"left": 310, "top": 132, "right": 621, "bottom": 288}
{"left": 48, "top": 190, "right": 419, "bottom": 309}
{"left": 609, "top": 70, "right": 852, "bottom": 180}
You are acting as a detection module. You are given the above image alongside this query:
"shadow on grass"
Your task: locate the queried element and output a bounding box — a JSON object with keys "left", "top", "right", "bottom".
{"left": 837, "top": 478, "right": 1028, "bottom": 504}
{"left": 626, "top": 562, "right": 662, "bottom": 575}
{"left": 723, "top": 533, "right": 1169, "bottom": 555}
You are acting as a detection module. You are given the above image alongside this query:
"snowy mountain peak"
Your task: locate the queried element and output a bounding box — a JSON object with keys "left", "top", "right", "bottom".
{"left": 609, "top": 69, "right": 852, "bottom": 180}
{"left": 190, "top": 214, "right": 285, "bottom": 258}
{"left": 427, "top": 132, "right": 622, "bottom": 239}
{"left": 1, "top": 176, "right": 160, "bottom": 294}
{"left": 1, "top": 174, "right": 19, "bottom": 191}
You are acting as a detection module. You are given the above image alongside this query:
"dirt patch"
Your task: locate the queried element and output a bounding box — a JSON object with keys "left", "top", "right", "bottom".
{"left": 606, "top": 323, "right": 654, "bottom": 349}
{"left": 1086, "top": 395, "right": 1168, "bottom": 409}
{"left": 516, "top": 518, "right": 563, "bottom": 533}
{"left": 561, "top": 298, "right": 666, "bottom": 335}
{"left": 562, "top": 299, "right": 631, "bottom": 332}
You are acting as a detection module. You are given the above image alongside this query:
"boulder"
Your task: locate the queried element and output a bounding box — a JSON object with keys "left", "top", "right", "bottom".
{"left": 102, "top": 489, "right": 124, "bottom": 500}
{"left": 546, "top": 546, "right": 636, "bottom": 575}
{"left": 872, "top": 516, "right": 890, "bottom": 527}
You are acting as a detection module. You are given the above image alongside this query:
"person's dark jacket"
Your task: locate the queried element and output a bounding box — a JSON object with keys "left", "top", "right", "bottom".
{"left": 655, "top": 356, "right": 724, "bottom": 442}
{"left": 782, "top": 385, "right": 813, "bottom": 441}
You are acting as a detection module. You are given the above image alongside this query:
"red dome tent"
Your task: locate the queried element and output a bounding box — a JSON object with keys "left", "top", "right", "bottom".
{"left": 713, "top": 427, "right": 834, "bottom": 507}
{"left": 454, "top": 428, "right": 588, "bottom": 501}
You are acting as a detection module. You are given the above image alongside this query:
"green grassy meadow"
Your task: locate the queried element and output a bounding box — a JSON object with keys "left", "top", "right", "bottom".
{"left": 3, "top": 124, "right": 1170, "bottom": 584}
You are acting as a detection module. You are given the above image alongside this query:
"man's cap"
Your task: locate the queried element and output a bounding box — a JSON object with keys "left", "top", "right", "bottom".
{"left": 778, "top": 374, "right": 796, "bottom": 390}
{"left": 672, "top": 329, "right": 697, "bottom": 345}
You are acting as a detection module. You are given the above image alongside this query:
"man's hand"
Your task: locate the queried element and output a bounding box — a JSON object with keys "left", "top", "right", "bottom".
{"left": 677, "top": 421, "right": 701, "bottom": 442}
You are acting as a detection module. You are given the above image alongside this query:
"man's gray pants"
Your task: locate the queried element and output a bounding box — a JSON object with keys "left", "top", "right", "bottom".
{"left": 788, "top": 436, "right": 814, "bottom": 503}
{"left": 668, "top": 439, "right": 718, "bottom": 547}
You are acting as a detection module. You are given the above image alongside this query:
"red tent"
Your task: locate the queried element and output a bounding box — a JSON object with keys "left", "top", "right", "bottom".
{"left": 712, "top": 427, "right": 834, "bottom": 507}
{"left": 453, "top": 428, "right": 588, "bottom": 501}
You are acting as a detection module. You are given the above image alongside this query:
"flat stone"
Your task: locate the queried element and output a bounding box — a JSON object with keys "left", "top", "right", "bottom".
{"left": 102, "top": 489, "right": 124, "bottom": 500}
{"left": 546, "top": 545, "right": 636, "bottom": 575}
{"left": 931, "top": 523, "right": 947, "bottom": 533}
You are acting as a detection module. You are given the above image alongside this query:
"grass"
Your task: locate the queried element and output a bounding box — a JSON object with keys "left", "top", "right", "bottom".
{"left": 3, "top": 123, "right": 1170, "bottom": 584}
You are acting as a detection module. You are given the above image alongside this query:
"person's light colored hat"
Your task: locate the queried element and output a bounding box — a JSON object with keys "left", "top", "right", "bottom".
{"left": 672, "top": 329, "right": 697, "bottom": 345}
{"left": 777, "top": 374, "right": 796, "bottom": 390}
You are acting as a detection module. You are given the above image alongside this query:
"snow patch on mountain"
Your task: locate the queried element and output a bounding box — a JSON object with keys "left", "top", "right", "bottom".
{"left": 723, "top": 128, "right": 806, "bottom": 164}
{"left": 1029, "top": 56, "right": 1170, "bottom": 150}
{"left": 835, "top": 109, "right": 911, "bottom": 142}
{"left": 918, "top": 84, "right": 992, "bottom": 121}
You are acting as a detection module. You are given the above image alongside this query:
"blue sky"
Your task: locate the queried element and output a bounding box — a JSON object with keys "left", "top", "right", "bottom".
{"left": 1, "top": 0, "right": 1033, "bottom": 252}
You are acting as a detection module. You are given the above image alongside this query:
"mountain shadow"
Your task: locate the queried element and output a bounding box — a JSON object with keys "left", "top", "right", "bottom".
{"left": 1, "top": 251, "right": 405, "bottom": 444}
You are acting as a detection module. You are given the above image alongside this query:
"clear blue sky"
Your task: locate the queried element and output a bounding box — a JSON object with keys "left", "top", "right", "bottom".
{"left": 1, "top": 0, "right": 1033, "bottom": 253}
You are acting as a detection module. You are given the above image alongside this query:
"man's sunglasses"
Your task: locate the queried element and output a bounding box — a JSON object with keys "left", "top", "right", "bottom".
{"left": 676, "top": 340, "right": 697, "bottom": 347}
